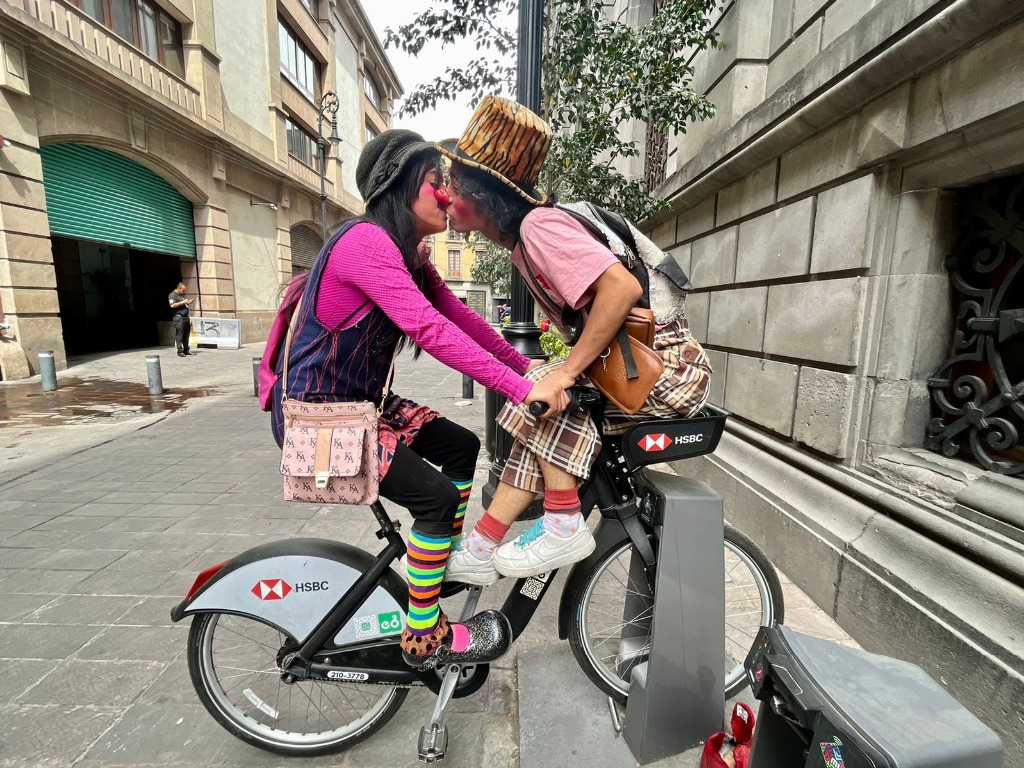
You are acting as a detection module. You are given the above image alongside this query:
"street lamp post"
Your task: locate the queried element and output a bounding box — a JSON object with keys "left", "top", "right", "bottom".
{"left": 482, "top": 0, "right": 547, "bottom": 512}
{"left": 316, "top": 91, "right": 341, "bottom": 240}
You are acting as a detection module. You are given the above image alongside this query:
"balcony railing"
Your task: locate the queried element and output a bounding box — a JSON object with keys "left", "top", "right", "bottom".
{"left": 19, "top": 0, "right": 203, "bottom": 119}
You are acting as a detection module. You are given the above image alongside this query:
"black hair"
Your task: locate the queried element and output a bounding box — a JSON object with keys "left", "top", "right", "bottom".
{"left": 450, "top": 165, "right": 549, "bottom": 242}
{"left": 365, "top": 149, "right": 442, "bottom": 282}
{"left": 363, "top": 149, "right": 442, "bottom": 356}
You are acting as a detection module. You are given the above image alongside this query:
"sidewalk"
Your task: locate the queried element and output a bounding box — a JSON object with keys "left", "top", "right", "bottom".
{"left": 0, "top": 343, "right": 855, "bottom": 767}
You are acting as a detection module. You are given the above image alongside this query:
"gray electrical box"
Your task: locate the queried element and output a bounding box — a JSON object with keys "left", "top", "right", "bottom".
{"left": 744, "top": 626, "right": 1002, "bottom": 768}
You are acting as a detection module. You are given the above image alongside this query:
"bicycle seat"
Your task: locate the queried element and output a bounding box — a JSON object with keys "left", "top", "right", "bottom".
{"left": 620, "top": 404, "right": 729, "bottom": 469}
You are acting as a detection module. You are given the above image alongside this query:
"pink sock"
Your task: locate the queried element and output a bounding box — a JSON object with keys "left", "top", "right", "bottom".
{"left": 543, "top": 487, "right": 582, "bottom": 537}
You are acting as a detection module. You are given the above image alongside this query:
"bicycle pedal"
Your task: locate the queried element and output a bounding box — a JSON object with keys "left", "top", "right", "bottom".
{"left": 417, "top": 723, "right": 448, "bottom": 763}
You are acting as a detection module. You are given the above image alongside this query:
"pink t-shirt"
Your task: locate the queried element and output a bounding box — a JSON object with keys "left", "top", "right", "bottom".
{"left": 512, "top": 207, "right": 619, "bottom": 325}
{"left": 313, "top": 222, "right": 533, "bottom": 404}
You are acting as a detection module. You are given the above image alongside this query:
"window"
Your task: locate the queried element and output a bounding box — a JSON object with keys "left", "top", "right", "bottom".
{"left": 447, "top": 249, "right": 462, "bottom": 279}
{"left": 364, "top": 73, "right": 382, "bottom": 110}
{"left": 286, "top": 118, "right": 318, "bottom": 168}
{"left": 447, "top": 224, "right": 462, "bottom": 242}
{"left": 278, "top": 18, "right": 319, "bottom": 100}
{"left": 365, "top": 122, "right": 379, "bottom": 145}
{"left": 67, "top": 0, "right": 184, "bottom": 77}
{"left": 298, "top": 0, "right": 316, "bottom": 14}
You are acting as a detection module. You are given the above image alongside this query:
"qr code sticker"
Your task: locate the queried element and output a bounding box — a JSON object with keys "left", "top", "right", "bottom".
{"left": 519, "top": 577, "right": 545, "bottom": 600}
{"left": 353, "top": 614, "right": 380, "bottom": 639}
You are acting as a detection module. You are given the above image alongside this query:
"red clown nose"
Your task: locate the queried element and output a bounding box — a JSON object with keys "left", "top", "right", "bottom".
{"left": 433, "top": 187, "right": 451, "bottom": 206}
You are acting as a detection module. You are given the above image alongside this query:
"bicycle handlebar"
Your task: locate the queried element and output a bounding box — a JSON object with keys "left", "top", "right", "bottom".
{"left": 528, "top": 387, "right": 594, "bottom": 417}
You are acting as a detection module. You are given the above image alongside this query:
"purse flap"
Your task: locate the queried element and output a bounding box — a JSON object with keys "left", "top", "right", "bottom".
{"left": 280, "top": 425, "right": 368, "bottom": 479}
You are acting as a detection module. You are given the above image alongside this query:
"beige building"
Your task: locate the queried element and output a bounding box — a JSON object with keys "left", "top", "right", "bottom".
{"left": 626, "top": 0, "right": 1024, "bottom": 758}
{"left": 0, "top": 0, "right": 399, "bottom": 379}
{"left": 423, "top": 225, "right": 495, "bottom": 321}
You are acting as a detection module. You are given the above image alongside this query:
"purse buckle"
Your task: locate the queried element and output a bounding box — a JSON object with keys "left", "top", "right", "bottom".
{"left": 315, "top": 472, "right": 330, "bottom": 489}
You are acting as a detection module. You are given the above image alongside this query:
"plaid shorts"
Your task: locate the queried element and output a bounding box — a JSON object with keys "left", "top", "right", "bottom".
{"left": 497, "top": 321, "right": 712, "bottom": 493}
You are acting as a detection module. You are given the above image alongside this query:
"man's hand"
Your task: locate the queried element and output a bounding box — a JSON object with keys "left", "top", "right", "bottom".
{"left": 525, "top": 359, "right": 546, "bottom": 374}
{"left": 523, "top": 363, "right": 577, "bottom": 418}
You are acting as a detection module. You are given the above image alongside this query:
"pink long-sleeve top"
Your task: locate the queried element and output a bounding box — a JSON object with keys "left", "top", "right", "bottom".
{"left": 315, "top": 221, "right": 533, "bottom": 404}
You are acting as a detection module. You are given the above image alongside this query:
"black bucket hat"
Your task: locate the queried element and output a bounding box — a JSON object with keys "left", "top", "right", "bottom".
{"left": 356, "top": 129, "right": 438, "bottom": 206}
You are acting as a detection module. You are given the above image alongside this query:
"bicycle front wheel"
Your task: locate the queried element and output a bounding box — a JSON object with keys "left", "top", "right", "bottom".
{"left": 567, "top": 524, "right": 784, "bottom": 703}
{"left": 187, "top": 612, "right": 407, "bottom": 756}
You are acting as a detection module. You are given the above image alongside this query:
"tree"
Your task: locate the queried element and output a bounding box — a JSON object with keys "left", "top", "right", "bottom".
{"left": 469, "top": 237, "right": 512, "bottom": 297}
{"left": 386, "top": 0, "right": 718, "bottom": 224}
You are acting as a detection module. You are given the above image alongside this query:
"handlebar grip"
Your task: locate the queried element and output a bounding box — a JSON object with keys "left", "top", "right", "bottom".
{"left": 528, "top": 401, "right": 548, "bottom": 417}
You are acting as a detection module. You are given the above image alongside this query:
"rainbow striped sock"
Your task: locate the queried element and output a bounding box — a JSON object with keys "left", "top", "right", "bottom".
{"left": 406, "top": 528, "right": 452, "bottom": 636}
{"left": 451, "top": 478, "right": 473, "bottom": 549}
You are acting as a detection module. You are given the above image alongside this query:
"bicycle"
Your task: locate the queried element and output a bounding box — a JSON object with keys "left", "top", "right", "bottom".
{"left": 170, "top": 387, "right": 784, "bottom": 761}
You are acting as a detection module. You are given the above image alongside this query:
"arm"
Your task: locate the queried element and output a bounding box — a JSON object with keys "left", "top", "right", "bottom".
{"left": 424, "top": 263, "right": 531, "bottom": 374}
{"left": 561, "top": 264, "right": 642, "bottom": 378}
{"left": 328, "top": 225, "right": 534, "bottom": 403}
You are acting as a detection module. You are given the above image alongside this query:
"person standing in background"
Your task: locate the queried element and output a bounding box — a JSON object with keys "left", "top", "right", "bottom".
{"left": 168, "top": 282, "right": 193, "bottom": 357}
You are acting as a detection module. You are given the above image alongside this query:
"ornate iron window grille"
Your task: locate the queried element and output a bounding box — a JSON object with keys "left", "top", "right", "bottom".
{"left": 926, "top": 174, "right": 1024, "bottom": 475}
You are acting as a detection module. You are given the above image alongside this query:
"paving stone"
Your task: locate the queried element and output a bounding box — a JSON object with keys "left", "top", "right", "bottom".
{"left": 0, "top": 569, "right": 92, "bottom": 594}
{"left": 104, "top": 549, "right": 203, "bottom": 572}
{"left": 0, "top": 703, "right": 122, "bottom": 766}
{"left": 124, "top": 504, "right": 202, "bottom": 518}
{"left": 17, "top": 658, "right": 165, "bottom": 706}
{"left": 64, "top": 502, "right": 146, "bottom": 517}
{"left": 132, "top": 532, "right": 222, "bottom": 552}
{"left": 68, "top": 532, "right": 155, "bottom": 551}
{"left": 35, "top": 515, "right": 119, "bottom": 531}
{"left": 24, "top": 594, "right": 140, "bottom": 625}
{"left": 71, "top": 570, "right": 176, "bottom": 597}
{"left": 0, "top": 659, "right": 57, "bottom": 704}
{"left": 98, "top": 516, "right": 177, "bottom": 533}
{"left": 0, "top": 592, "right": 56, "bottom": 622}
{"left": 0, "top": 547, "right": 50, "bottom": 569}
{"left": 74, "top": 626, "right": 185, "bottom": 662}
{"left": 115, "top": 597, "right": 180, "bottom": 627}
{"left": 2, "top": 530, "right": 83, "bottom": 548}
{"left": 0, "top": 514, "right": 59, "bottom": 531}
{"left": 34, "top": 548, "right": 128, "bottom": 571}
{"left": 0, "top": 623, "right": 103, "bottom": 658}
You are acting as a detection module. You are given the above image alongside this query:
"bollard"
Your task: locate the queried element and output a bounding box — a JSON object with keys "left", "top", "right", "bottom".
{"left": 252, "top": 357, "right": 260, "bottom": 397}
{"left": 146, "top": 355, "right": 164, "bottom": 395}
{"left": 462, "top": 374, "right": 474, "bottom": 399}
{"left": 38, "top": 351, "right": 58, "bottom": 392}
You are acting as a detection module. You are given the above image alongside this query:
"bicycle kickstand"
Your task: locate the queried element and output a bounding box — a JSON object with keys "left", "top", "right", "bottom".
{"left": 417, "top": 585, "right": 484, "bottom": 763}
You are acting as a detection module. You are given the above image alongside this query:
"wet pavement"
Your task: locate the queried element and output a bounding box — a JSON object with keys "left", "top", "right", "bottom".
{"left": 0, "top": 377, "right": 220, "bottom": 428}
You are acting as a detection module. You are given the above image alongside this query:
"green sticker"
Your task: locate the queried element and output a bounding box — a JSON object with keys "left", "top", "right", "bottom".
{"left": 377, "top": 611, "right": 402, "bottom": 634}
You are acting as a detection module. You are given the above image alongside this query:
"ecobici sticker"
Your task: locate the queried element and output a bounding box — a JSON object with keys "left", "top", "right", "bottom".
{"left": 353, "top": 611, "right": 403, "bottom": 639}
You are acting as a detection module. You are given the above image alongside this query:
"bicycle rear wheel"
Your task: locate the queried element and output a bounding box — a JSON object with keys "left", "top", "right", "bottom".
{"left": 187, "top": 612, "right": 407, "bottom": 756}
{"left": 567, "top": 524, "right": 784, "bottom": 703}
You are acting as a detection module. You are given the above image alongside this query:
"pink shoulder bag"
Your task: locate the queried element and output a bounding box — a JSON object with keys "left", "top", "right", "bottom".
{"left": 279, "top": 298, "right": 396, "bottom": 505}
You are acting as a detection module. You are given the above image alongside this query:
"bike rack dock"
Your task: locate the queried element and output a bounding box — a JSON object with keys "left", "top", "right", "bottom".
{"left": 519, "top": 470, "right": 726, "bottom": 767}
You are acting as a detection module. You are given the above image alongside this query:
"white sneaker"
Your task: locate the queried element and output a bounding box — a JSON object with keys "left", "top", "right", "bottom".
{"left": 398, "top": 546, "right": 500, "bottom": 587}
{"left": 445, "top": 547, "right": 501, "bottom": 586}
{"left": 493, "top": 519, "right": 596, "bottom": 578}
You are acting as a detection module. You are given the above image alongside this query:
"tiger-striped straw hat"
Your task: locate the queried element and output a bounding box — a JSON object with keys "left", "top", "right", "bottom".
{"left": 438, "top": 96, "right": 552, "bottom": 205}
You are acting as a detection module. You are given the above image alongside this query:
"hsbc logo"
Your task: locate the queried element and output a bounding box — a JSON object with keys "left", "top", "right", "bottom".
{"left": 637, "top": 432, "right": 706, "bottom": 452}
{"left": 252, "top": 579, "right": 292, "bottom": 600}
{"left": 638, "top": 433, "right": 671, "bottom": 452}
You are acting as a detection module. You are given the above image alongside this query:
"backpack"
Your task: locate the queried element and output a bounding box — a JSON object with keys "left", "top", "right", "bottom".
{"left": 526, "top": 202, "right": 693, "bottom": 343}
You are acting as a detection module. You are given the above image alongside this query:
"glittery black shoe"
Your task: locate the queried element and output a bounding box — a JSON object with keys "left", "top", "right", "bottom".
{"left": 401, "top": 610, "right": 512, "bottom": 671}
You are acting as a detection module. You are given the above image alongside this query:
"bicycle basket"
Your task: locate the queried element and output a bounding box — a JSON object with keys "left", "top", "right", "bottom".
{"left": 621, "top": 404, "right": 729, "bottom": 469}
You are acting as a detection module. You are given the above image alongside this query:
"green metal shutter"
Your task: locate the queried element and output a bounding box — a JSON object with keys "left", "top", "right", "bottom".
{"left": 40, "top": 144, "right": 197, "bottom": 258}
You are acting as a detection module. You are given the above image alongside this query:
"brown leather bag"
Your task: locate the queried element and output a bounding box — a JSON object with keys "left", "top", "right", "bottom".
{"left": 587, "top": 308, "right": 664, "bottom": 414}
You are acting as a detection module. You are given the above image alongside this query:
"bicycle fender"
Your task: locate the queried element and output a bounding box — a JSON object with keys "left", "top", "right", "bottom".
{"left": 171, "top": 537, "right": 407, "bottom": 646}
{"left": 556, "top": 518, "right": 629, "bottom": 640}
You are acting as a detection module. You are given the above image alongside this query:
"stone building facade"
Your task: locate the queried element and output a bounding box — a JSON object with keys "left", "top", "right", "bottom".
{"left": 0, "top": 0, "right": 398, "bottom": 379}
{"left": 637, "top": 0, "right": 1024, "bottom": 758}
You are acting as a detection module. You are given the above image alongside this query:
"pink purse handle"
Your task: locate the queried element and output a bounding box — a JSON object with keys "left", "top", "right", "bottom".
{"left": 281, "top": 294, "right": 397, "bottom": 415}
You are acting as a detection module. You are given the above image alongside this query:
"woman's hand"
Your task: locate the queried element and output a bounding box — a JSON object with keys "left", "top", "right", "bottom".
{"left": 523, "top": 364, "right": 577, "bottom": 418}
